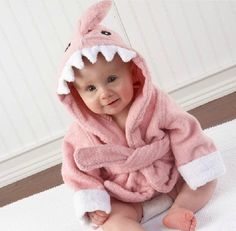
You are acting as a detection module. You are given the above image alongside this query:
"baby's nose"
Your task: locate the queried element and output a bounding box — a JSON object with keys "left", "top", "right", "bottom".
{"left": 100, "top": 88, "right": 113, "bottom": 100}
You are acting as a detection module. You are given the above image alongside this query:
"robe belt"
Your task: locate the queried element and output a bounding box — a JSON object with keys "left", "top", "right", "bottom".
{"left": 74, "top": 136, "right": 170, "bottom": 174}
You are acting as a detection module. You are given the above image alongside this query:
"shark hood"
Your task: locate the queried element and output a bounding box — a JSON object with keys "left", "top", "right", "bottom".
{"left": 56, "top": 0, "right": 155, "bottom": 134}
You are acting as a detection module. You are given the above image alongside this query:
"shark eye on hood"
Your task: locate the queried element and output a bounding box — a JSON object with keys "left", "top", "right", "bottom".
{"left": 101, "top": 30, "right": 111, "bottom": 36}
{"left": 65, "top": 42, "right": 71, "bottom": 52}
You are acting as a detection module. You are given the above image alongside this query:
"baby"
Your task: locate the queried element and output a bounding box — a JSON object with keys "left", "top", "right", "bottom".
{"left": 57, "top": 1, "right": 225, "bottom": 231}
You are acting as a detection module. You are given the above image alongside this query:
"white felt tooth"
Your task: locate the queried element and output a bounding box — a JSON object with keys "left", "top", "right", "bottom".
{"left": 70, "top": 51, "right": 84, "bottom": 69}
{"left": 100, "top": 45, "right": 117, "bottom": 62}
{"left": 91, "top": 45, "right": 100, "bottom": 56}
{"left": 62, "top": 65, "right": 75, "bottom": 82}
{"left": 117, "top": 47, "right": 136, "bottom": 62}
{"left": 57, "top": 78, "right": 70, "bottom": 95}
{"left": 82, "top": 46, "right": 99, "bottom": 64}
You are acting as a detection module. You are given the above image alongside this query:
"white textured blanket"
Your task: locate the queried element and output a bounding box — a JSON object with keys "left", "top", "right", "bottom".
{"left": 1, "top": 120, "right": 236, "bottom": 231}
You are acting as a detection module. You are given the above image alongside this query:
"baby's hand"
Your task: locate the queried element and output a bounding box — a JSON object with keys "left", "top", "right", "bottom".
{"left": 87, "top": 210, "right": 110, "bottom": 226}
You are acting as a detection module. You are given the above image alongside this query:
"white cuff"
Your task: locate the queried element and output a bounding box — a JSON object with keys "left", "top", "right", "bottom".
{"left": 73, "top": 189, "right": 111, "bottom": 225}
{"left": 178, "top": 151, "right": 226, "bottom": 190}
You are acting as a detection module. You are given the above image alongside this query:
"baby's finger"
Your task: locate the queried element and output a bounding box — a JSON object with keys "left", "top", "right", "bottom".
{"left": 91, "top": 215, "right": 107, "bottom": 226}
{"left": 92, "top": 219, "right": 105, "bottom": 226}
{"left": 91, "top": 213, "right": 107, "bottom": 222}
{"left": 95, "top": 210, "right": 109, "bottom": 217}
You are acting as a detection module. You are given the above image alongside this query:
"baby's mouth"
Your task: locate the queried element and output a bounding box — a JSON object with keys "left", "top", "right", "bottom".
{"left": 107, "top": 99, "right": 120, "bottom": 106}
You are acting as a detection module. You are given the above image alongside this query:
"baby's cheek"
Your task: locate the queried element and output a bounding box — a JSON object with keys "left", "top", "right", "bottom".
{"left": 88, "top": 100, "right": 103, "bottom": 114}
{"left": 124, "top": 86, "right": 134, "bottom": 102}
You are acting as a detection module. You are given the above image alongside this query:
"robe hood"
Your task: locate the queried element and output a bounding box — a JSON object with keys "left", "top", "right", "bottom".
{"left": 56, "top": 0, "right": 155, "bottom": 135}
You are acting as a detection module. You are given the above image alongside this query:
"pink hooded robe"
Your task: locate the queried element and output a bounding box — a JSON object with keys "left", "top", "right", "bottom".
{"left": 56, "top": 0, "right": 226, "bottom": 225}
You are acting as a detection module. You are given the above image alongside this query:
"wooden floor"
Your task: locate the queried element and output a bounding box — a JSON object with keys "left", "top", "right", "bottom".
{"left": 0, "top": 92, "right": 236, "bottom": 207}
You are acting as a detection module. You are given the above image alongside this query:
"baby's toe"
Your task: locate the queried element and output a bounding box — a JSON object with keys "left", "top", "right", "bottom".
{"left": 190, "top": 216, "right": 197, "bottom": 231}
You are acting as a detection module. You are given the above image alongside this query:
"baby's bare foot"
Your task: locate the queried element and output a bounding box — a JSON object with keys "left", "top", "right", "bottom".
{"left": 162, "top": 207, "right": 197, "bottom": 231}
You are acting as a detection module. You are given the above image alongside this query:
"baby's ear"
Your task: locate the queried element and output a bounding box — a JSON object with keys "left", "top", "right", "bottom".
{"left": 79, "top": 0, "right": 112, "bottom": 35}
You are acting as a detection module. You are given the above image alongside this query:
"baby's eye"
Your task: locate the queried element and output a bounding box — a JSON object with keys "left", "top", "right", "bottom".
{"left": 86, "top": 85, "right": 96, "bottom": 92}
{"left": 107, "top": 75, "right": 117, "bottom": 83}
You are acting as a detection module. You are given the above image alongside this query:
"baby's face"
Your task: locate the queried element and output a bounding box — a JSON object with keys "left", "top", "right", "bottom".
{"left": 73, "top": 53, "right": 134, "bottom": 117}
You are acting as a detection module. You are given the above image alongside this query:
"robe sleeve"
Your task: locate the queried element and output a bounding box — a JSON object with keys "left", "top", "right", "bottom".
{"left": 61, "top": 124, "right": 111, "bottom": 225}
{"left": 160, "top": 91, "right": 226, "bottom": 190}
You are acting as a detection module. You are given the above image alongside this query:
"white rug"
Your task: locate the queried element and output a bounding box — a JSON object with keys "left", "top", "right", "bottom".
{"left": 1, "top": 119, "right": 236, "bottom": 231}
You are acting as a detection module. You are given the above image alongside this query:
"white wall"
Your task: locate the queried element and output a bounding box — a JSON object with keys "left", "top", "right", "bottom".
{"left": 116, "top": 0, "right": 236, "bottom": 90}
{"left": 0, "top": 0, "right": 236, "bottom": 187}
